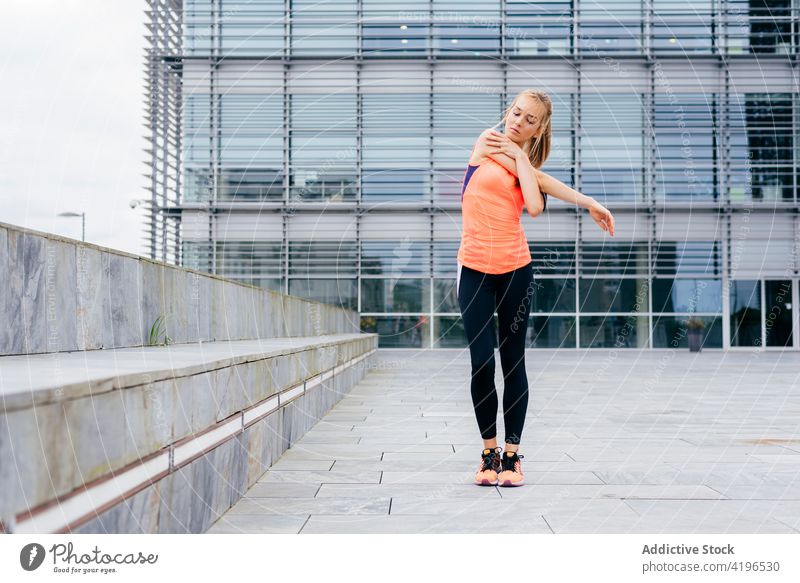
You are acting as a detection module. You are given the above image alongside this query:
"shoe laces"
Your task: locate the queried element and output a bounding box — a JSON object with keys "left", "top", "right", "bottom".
{"left": 501, "top": 451, "right": 524, "bottom": 473}
{"left": 479, "top": 446, "right": 502, "bottom": 472}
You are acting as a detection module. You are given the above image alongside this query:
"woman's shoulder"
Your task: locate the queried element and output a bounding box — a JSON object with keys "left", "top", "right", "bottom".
{"left": 467, "top": 144, "right": 485, "bottom": 166}
{"left": 467, "top": 128, "right": 497, "bottom": 166}
{"left": 468, "top": 154, "right": 486, "bottom": 166}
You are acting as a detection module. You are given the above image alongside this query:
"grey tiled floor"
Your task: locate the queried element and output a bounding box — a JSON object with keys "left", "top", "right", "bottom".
{"left": 207, "top": 348, "right": 800, "bottom": 534}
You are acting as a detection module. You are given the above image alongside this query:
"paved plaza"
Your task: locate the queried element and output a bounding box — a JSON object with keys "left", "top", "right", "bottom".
{"left": 208, "top": 348, "right": 800, "bottom": 534}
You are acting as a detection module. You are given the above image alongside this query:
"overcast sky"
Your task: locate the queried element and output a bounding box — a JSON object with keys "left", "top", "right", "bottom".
{"left": 0, "top": 0, "right": 148, "bottom": 256}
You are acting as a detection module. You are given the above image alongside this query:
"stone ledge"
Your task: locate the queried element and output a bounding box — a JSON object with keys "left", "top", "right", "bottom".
{"left": 0, "top": 334, "right": 371, "bottom": 411}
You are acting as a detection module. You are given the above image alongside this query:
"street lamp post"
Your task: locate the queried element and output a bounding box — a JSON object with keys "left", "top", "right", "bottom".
{"left": 57, "top": 211, "right": 85, "bottom": 242}
{"left": 130, "top": 198, "right": 157, "bottom": 260}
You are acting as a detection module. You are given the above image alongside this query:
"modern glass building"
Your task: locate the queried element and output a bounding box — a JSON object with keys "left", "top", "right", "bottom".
{"left": 145, "top": 0, "right": 800, "bottom": 350}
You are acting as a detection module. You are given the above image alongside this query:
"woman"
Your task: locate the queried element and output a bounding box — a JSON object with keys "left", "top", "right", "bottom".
{"left": 457, "top": 89, "right": 615, "bottom": 487}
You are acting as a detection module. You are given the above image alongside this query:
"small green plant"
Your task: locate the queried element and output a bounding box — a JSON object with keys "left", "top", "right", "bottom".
{"left": 686, "top": 317, "right": 705, "bottom": 330}
{"left": 361, "top": 316, "right": 377, "bottom": 332}
{"left": 147, "top": 314, "right": 173, "bottom": 346}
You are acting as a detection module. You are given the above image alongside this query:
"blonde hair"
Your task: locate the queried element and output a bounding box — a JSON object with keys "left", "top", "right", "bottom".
{"left": 495, "top": 89, "right": 553, "bottom": 211}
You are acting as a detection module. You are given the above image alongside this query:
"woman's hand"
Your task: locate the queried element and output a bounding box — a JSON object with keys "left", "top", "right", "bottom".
{"left": 588, "top": 200, "right": 615, "bottom": 236}
{"left": 484, "top": 130, "right": 526, "bottom": 161}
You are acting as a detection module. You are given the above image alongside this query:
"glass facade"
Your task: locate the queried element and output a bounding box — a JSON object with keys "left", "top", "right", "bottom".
{"left": 146, "top": 0, "right": 800, "bottom": 350}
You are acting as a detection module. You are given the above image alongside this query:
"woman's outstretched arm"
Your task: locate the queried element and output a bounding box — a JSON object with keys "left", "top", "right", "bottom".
{"left": 503, "top": 156, "right": 615, "bottom": 235}
{"left": 487, "top": 151, "right": 595, "bottom": 209}
{"left": 519, "top": 166, "right": 616, "bottom": 235}
{"left": 529, "top": 170, "right": 596, "bottom": 210}
{"left": 484, "top": 130, "right": 615, "bottom": 236}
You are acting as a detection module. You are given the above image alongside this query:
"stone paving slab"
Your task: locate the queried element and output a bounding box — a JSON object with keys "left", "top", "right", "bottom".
{"left": 208, "top": 349, "right": 800, "bottom": 534}
{"left": 224, "top": 497, "right": 391, "bottom": 515}
{"left": 298, "top": 514, "right": 553, "bottom": 534}
{"left": 268, "top": 459, "right": 335, "bottom": 471}
{"left": 567, "top": 449, "right": 794, "bottom": 463}
{"left": 491, "top": 484, "right": 726, "bottom": 500}
{"left": 272, "top": 450, "right": 384, "bottom": 462}
{"left": 245, "top": 483, "right": 322, "bottom": 498}
{"left": 206, "top": 514, "right": 309, "bottom": 534}
{"left": 747, "top": 454, "right": 800, "bottom": 464}
{"left": 353, "top": 436, "right": 454, "bottom": 445}
{"left": 297, "top": 435, "right": 362, "bottom": 444}
{"left": 305, "top": 423, "right": 356, "bottom": 431}
{"left": 386, "top": 497, "right": 629, "bottom": 517}
{"left": 663, "top": 460, "right": 800, "bottom": 474}
{"left": 707, "top": 485, "right": 800, "bottom": 500}
{"left": 350, "top": 422, "right": 449, "bottom": 430}
{"left": 327, "top": 459, "right": 617, "bottom": 473}
{"left": 258, "top": 470, "right": 382, "bottom": 484}
{"left": 594, "top": 468, "right": 800, "bottom": 487}
{"left": 618, "top": 500, "right": 800, "bottom": 534}
{"left": 275, "top": 443, "right": 457, "bottom": 456}
{"left": 314, "top": 483, "right": 502, "bottom": 499}
{"left": 541, "top": 512, "right": 797, "bottom": 534}
{"left": 380, "top": 451, "right": 574, "bottom": 462}
{"left": 378, "top": 471, "right": 606, "bottom": 485}
{"left": 330, "top": 460, "right": 478, "bottom": 472}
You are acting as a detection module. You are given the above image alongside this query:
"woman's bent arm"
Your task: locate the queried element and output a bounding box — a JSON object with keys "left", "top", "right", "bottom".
{"left": 514, "top": 153, "right": 546, "bottom": 217}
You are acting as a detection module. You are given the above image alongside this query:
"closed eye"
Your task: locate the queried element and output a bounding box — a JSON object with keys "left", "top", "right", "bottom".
{"left": 513, "top": 109, "right": 536, "bottom": 124}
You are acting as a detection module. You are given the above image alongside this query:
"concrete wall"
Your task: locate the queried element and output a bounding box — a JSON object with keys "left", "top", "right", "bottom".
{"left": 0, "top": 221, "right": 359, "bottom": 356}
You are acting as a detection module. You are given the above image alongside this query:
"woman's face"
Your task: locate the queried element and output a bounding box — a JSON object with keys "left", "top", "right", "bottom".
{"left": 504, "top": 96, "right": 546, "bottom": 145}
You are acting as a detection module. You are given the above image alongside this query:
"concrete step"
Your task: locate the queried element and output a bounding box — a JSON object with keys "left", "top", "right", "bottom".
{"left": 0, "top": 333, "right": 377, "bottom": 533}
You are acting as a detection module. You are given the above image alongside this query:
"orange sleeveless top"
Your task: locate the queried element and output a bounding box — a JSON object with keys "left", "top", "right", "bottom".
{"left": 457, "top": 154, "right": 532, "bottom": 274}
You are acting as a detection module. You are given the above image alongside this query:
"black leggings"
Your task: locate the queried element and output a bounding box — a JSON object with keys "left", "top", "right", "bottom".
{"left": 457, "top": 260, "right": 534, "bottom": 445}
